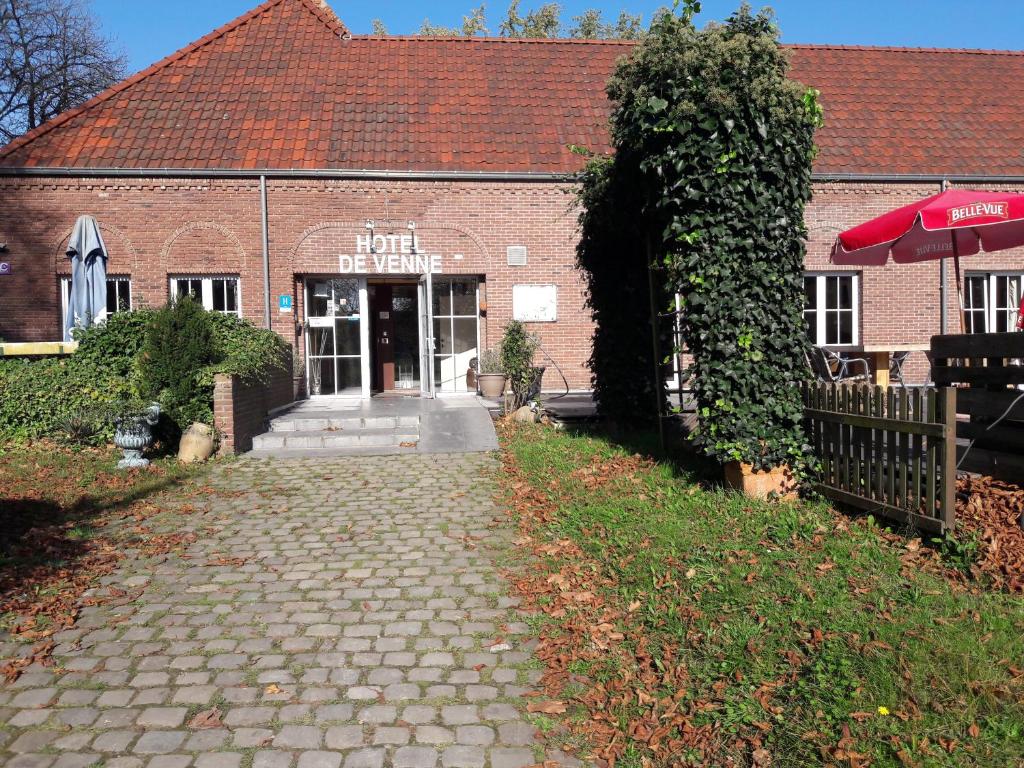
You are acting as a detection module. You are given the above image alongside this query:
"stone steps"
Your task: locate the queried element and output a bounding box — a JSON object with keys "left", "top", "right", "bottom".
{"left": 252, "top": 426, "right": 420, "bottom": 451}
{"left": 269, "top": 415, "right": 419, "bottom": 432}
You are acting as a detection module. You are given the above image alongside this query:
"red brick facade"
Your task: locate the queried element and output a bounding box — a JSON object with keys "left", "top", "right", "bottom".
{"left": 0, "top": 175, "right": 593, "bottom": 390}
{"left": 213, "top": 352, "right": 295, "bottom": 454}
{"left": 2, "top": 175, "right": 1021, "bottom": 393}
{"left": 2, "top": 0, "right": 1022, "bottom": 400}
{"left": 806, "top": 181, "right": 1024, "bottom": 382}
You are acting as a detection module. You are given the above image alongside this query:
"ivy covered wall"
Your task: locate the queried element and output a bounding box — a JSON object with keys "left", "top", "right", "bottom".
{"left": 577, "top": 4, "right": 821, "bottom": 470}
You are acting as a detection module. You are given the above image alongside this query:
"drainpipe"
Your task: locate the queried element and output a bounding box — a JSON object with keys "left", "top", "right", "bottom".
{"left": 940, "top": 178, "right": 948, "bottom": 335}
{"left": 260, "top": 175, "right": 271, "bottom": 330}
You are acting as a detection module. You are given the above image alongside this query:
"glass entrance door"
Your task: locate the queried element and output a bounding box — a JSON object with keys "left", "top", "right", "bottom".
{"left": 305, "top": 278, "right": 368, "bottom": 396}
{"left": 418, "top": 274, "right": 436, "bottom": 398}
{"left": 432, "top": 278, "right": 480, "bottom": 393}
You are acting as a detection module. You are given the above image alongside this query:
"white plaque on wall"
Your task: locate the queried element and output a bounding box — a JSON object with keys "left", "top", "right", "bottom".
{"left": 512, "top": 284, "right": 557, "bottom": 322}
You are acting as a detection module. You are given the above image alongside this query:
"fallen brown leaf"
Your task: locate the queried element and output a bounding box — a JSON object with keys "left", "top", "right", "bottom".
{"left": 527, "top": 700, "right": 568, "bottom": 714}
{"left": 188, "top": 707, "right": 223, "bottom": 729}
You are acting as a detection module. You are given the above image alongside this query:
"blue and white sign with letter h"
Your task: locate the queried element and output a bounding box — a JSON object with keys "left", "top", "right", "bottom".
{"left": 279, "top": 294, "right": 293, "bottom": 313}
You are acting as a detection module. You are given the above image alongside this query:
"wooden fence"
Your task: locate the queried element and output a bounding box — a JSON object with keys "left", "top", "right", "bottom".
{"left": 931, "top": 332, "right": 1024, "bottom": 482}
{"left": 801, "top": 382, "right": 957, "bottom": 533}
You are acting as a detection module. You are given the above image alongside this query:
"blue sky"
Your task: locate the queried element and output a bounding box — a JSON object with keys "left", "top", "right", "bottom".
{"left": 93, "top": 0, "right": 1024, "bottom": 75}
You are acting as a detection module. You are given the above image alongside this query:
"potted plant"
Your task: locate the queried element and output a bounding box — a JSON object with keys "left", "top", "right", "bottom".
{"left": 111, "top": 399, "right": 161, "bottom": 469}
{"left": 476, "top": 349, "right": 506, "bottom": 399}
{"left": 723, "top": 455, "right": 799, "bottom": 501}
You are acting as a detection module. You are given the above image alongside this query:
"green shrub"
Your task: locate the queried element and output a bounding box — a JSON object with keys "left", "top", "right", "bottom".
{"left": 139, "top": 297, "right": 218, "bottom": 428}
{"left": 500, "top": 320, "right": 541, "bottom": 409}
{"left": 205, "top": 312, "right": 288, "bottom": 384}
{"left": 478, "top": 349, "right": 503, "bottom": 374}
{"left": 0, "top": 301, "right": 288, "bottom": 445}
{"left": 576, "top": 155, "right": 661, "bottom": 425}
{"left": 71, "top": 311, "right": 150, "bottom": 381}
{"left": 0, "top": 356, "right": 131, "bottom": 443}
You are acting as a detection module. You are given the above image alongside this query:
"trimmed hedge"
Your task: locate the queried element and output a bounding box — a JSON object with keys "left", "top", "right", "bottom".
{"left": 0, "top": 356, "right": 132, "bottom": 443}
{"left": 0, "top": 308, "right": 288, "bottom": 444}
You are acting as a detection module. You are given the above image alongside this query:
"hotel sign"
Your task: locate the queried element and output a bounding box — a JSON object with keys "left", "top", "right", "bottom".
{"left": 339, "top": 234, "right": 442, "bottom": 274}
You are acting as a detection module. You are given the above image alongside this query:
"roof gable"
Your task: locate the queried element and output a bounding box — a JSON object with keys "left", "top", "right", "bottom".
{"left": 0, "top": 0, "right": 352, "bottom": 169}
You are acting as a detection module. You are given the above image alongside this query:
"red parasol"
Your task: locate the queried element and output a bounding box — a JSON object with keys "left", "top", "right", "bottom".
{"left": 831, "top": 189, "right": 1024, "bottom": 332}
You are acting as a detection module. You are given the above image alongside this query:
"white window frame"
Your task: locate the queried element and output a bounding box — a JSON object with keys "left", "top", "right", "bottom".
{"left": 964, "top": 271, "right": 1024, "bottom": 334}
{"left": 303, "top": 277, "right": 369, "bottom": 398}
{"left": 431, "top": 277, "right": 481, "bottom": 394}
{"left": 60, "top": 275, "right": 133, "bottom": 322}
{"left": 804, "top": 272, "right": 859, "bottom": 347}
{"left": 169, "top": 275, "right": 241, "bottom": 316}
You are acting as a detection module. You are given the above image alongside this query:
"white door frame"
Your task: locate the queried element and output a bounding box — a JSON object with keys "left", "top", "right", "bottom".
{"left": 303, "top": 276, "right": 370, "bottom": 399}
{"left": 357, "top": 279, "right": 370, "bottom": 399}
{"left": 418, "top": 274, "right": 436, "bottom": 399}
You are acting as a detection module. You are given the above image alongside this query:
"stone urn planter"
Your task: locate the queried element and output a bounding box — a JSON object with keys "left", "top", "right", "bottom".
{"left": 724, "top": 461, "right": 798, "bottom": 501}
{"left": 113, "top": 402, "right": 161, "bottom": 469}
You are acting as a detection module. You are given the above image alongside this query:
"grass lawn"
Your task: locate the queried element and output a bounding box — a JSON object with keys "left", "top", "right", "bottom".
{"left": 500, "top": 424, "right": 1024, "bottom": 768}
{"left": 0, "top": 443, "right": 202, "bottom": 674}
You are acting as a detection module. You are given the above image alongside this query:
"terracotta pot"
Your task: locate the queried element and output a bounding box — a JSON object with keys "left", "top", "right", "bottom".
{"left": 724, "top": 461, "right": 798, "bottom": 501}
{"left": 179, "top": 422, "right": 215, "bottom": 464}
{"left": 477, "top": 373, "right": 506, "bottom": 399}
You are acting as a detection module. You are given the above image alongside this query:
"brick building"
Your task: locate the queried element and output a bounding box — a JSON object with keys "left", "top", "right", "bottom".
{"left": 1, "top": 0, "right": 1022, "bottom": 395}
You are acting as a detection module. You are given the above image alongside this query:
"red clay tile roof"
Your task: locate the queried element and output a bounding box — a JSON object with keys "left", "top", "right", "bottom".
{"left": 786, "top": 44, "right": 1024, "bottom": 177}
{"left": 1, "top": 0, "right": 1023, "bottom": 176}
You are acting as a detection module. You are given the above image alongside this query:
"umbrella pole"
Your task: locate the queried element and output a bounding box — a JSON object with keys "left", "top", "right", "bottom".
{"left": 951, "top": 232, "right": 967, "bottom": 334}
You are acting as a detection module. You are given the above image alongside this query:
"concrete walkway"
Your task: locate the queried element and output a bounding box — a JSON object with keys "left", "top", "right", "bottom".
{"left": 250, "top": 397, "right": 499, "bottom": 457}
{"left": 0, "top": 454, "right": 573, "bottom": 768}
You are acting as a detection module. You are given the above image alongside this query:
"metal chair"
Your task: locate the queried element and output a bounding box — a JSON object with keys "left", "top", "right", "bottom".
{"left": 889, "top": 350, "right": 912, "bottom": 386}
{"left": 807, "top": 346, "right": 870, "bottom": 383}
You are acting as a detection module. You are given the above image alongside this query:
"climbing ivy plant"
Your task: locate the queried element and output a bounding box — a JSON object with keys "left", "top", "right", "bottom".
{"left": 577, "top": 3, "right": 822, "bottom": 470}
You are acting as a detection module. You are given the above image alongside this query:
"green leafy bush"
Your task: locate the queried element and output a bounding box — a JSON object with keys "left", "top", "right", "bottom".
{"left": 0, "top": 303, "right": 288, "bottom": 445}
{"left": 139, "top": 296, "right": 218, "bottom": 428}
{"left": 576, "top": 154, "right": 662, "bottom": 426}
{"left": 71, "top": 311, "right": 150, "bottom": 381}
{"left": 0, "top": 356, "right": 132, "bottom": 443}
{"left": 204, "top": 312, "right": 289, "bottom": 385}
{"left": 478, "top": 348, "right": 503, "bottom": 374}
{"left": 500, "top": 320, "right": 541, "bottom": 409}
{"left": 577, "top": 4, "right": 821, "bottom": 471}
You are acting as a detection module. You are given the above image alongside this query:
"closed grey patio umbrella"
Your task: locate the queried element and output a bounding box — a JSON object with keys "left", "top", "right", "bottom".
{"left": 64, "top": 215, "right": 108, "bottom": 341}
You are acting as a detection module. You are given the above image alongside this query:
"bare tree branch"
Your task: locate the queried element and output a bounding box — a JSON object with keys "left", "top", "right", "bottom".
{"left": 0, "top": 0, "right": 127, "bottom": 144}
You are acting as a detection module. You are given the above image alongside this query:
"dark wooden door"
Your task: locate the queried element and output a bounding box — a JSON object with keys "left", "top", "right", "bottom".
{"left": 371, "top": 284, "right": 395, "bottom": 391}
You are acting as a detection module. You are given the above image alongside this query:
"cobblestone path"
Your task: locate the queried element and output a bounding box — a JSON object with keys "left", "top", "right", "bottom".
{"left": 0, "top": 453, "right": 571, "bottom": 768}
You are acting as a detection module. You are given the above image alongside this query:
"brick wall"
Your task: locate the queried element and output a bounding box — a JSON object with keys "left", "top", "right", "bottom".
{"left": 213, "top": 353, "right": 295, "bottom": 455}
{"left": 2, "top": 175, "right": 1022, "bottom": 393}
{"left": 0, "top": 176, "right": 591, "bottom": 390}
{"left": 806, "top": 180, "right": 1024, "bottom": 383}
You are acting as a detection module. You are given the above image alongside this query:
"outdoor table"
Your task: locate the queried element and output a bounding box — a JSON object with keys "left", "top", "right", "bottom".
{"left": 828, "top": 343, "right": 930, "bottom": 387}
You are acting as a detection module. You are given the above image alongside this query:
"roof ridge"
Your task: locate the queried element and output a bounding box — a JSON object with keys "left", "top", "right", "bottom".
{"left": 0, "top": 0, "right": 349, "bottom": 162}
{"left": 783, "top": 42, "right": 1024, "bottom": 56}
{"left": 297, "top": 0, "right": 349, "bottom": 37}
{"left": 350, "top": 34, "right": 635, "bottom": 45}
